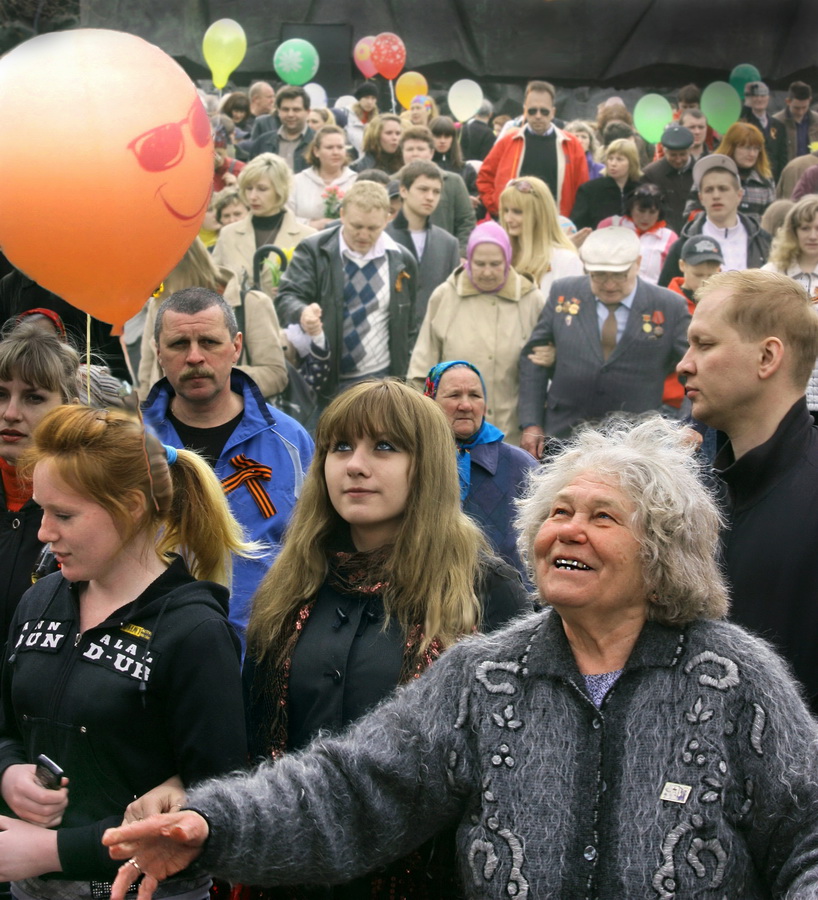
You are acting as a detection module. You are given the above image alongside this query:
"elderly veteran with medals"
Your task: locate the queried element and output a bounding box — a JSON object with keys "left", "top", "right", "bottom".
{"left": 518, "top": 226, "right": 690, "bottom": 458}
{"left": 105, "top": 416, "right": 818, "bottom": 900}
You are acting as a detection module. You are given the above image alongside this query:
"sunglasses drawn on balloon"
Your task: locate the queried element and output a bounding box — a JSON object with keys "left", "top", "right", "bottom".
{"left": 127, "top": 98, "right": 214, "bottom": 223}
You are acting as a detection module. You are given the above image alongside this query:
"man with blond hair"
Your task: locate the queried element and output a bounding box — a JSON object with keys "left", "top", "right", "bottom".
{"left": 677, "top": 268, "right": 818, "bottom": 713}
{"left": 275, "top": 181, "right": 417, "bottom": 401}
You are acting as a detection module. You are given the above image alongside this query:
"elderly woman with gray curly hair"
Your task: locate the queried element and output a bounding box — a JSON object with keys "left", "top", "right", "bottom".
{"left": 105, "top": 417, "right": 818, "bottom": 900}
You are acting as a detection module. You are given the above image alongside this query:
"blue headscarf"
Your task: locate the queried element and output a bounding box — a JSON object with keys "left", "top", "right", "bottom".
{"left": 424, "top": 360, "right": 504, "bottom": 501}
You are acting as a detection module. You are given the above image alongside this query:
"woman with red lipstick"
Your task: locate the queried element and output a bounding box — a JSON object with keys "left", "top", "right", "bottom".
{"left": 0, "top": 320, "right": 80, "bottom": 642}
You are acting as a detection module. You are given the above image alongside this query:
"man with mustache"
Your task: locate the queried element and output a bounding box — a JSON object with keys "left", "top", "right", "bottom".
{"left": 142, "top": 286, "right": 314, "bottom": 651}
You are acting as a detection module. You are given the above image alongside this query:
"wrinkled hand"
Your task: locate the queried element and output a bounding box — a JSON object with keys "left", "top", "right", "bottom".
{"left": 104, "top": 811, "right": 209, "bottom": 900}
{"left": 0, "top": 764, "right": 68, "bottom": 827}
{"left": 527, "top": 343, "right": 555, "bottom": 367}
{"left": 300, "top": 303, "right": 323, "bottom": 337}
{"left": 123, "top": 776, "right": 186, "bottom": 825}
{"left": 0, "top": 815, "right": 60, "bottom": 879}
{"left": 521, "top": 426, "right": 546, "bottom": 461}
{"left": 570, "top": 227, "right": 592, "bottom": 249}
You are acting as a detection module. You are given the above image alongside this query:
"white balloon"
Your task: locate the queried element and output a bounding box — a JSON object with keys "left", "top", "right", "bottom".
{"left": 304, "top": 82, "right": 328, "bottom": 108}
{"left": 334, "top": 94, "right": 356, "bottom": 110}
{"left": 448, "top": 79, "right": 484, "bottom": 123}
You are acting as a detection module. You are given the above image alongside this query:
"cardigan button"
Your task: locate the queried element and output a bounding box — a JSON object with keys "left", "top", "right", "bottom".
{"left": 592, "top": 718, "right": 601, "bottom": 729}
{"left": 11, "top": 518, "right": 20, "bottom": 530}
{"left": 583, "top": 845, "right": 597, "bottom": 861}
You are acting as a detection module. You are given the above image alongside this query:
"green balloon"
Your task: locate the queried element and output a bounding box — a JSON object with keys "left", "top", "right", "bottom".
{"left": 273, "top": 38, "right": 319, "bottom": 86}
{"left": 633, "top": 93, "right": 674, "bottom": 144}
{"left": 729, "top": 63, "right": 762, "bottom": 98}
{"left": 701, "top": 81, "right": 742, "bottom": 135}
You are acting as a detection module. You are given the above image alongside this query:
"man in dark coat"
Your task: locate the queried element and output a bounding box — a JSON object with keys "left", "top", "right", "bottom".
{"left": 640, "top": 124, "right": 695, "bottom": 234}
{"left": 677, "top": 268, "right": 818, "bottom": 715}
{"left": 518, "top": 227, "right": 689, "bottom": 457}
{"left": 386, "top": 161, "right": 460, "bottom": 327}
{"left": 740, "top": 81, "right": 788, "bottom": 181}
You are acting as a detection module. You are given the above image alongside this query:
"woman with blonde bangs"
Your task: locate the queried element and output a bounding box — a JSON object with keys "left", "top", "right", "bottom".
{"left": 764, "top": 195, "right": 818, "bottom": 295}
{"left": 714, "top": 121, "right": 775, "bottom": 218}
{"left": 762, "top": 196, "right": 818, "bottom": 418}
{"left": 570, "top": 137, "right": 642, "bottom": 230}
{"left": 236, "top": 379, "right": 528, "bottom": 899}
{"left": 212, "top": 152, "right": 315, "bottom": 298}
{"left": 351, "top": 113, "right": 404, "bottom": 175}
{"left": 0, "top": 404, "right": 252, "bottom": 895}
{"left": 499, "top": 176, "right": 584, "bottom": 294}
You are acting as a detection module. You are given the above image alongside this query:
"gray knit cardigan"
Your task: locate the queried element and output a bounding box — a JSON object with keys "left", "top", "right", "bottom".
{"left": 188, "top": 610, "right": 818, "bottom": 899}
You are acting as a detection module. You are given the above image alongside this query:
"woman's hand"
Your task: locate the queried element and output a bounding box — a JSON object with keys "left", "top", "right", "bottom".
{"left": 123, "top": 775, "right": 186, "bottom": 824}
{"left": 104, "top": 811, "right": 209, "bottom": 900}
{"left": 0, "top": 815, "right": 60, "bottom": 879}
{"left": 0, "top": 764, "right": 68, "bottom": 827}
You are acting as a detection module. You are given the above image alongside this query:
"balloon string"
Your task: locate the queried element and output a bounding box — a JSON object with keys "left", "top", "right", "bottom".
{"left": 389, "top": 79, "right": 396, "bottom": 114}
{"left": 86, "top": 314, "right": 91, "bottom": 404}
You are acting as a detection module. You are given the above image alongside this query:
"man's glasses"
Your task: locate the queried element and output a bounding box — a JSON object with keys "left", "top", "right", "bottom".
{"left": 589, "top": 270, "right": 631, "bottom": 284}
{"left": 127, "top": 100, "right": 211, "bottom": 172}
{"left": 526, "top": 107, "right": 552, "bottom": 117}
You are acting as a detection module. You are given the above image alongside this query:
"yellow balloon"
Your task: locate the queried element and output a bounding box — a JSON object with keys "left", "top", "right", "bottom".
{"left": 396, "top": 71, "right": 428, "bottom": 110}
{"left": 202, "top": 19, "right": 247, "bottom": 89}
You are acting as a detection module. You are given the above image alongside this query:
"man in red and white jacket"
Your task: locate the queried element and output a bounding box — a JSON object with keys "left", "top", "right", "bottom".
{"left": 477, "top": 80, "right": 588, "bottom": 218}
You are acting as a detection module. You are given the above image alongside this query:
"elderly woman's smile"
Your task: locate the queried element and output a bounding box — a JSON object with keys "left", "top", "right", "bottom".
{"left": 533, "top": 473, "right": 646, "bottom": 618}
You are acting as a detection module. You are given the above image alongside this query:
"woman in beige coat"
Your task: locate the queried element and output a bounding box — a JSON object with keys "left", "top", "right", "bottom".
{"left": 408, "top": 221, "right": 544, "bottom": 445}
{"left": 212, "top": 153, "right": 315, "bottom": 298}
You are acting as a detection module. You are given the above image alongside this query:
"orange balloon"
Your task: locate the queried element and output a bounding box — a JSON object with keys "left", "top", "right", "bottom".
{"left": 0, "top": 30, "right": 213, "bottom": 328}
{"left": 396, "top": 71, "right": 428, "bottom": 110}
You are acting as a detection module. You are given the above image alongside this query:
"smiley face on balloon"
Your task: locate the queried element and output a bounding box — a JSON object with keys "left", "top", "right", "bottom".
{"left": 0, "top": 29, "right": 214, "bottom": 328}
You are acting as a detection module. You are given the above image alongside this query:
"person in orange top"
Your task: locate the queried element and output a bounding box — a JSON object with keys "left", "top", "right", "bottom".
{"left": 477, "top": 80, "right": 588, "bottom": 219}
{"left": 663, "top": 235, "right": 723, "bottom": 414}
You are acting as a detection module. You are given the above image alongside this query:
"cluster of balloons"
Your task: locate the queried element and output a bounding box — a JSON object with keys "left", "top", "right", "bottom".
{"left": 633, "top": 63, "right": 763, "bottom": 144}
{"left": 0, "top": 28, "right": 213, "bottom": 329}
{"left": 203, "top": 19, "right": 320, "bottom": 88}
{"left": 353, "top": 33, "right": 406, "bottom": 81}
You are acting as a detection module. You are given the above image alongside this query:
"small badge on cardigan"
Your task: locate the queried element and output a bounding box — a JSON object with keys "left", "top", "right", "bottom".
{"left": 660, "top": 781, "right": 692, "bottom": 804}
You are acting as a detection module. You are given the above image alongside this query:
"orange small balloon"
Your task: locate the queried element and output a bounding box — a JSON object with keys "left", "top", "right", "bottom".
{"left": 396, "top": 71, "right": 428, "bottom": 110}
{"left": 0, "top": 30, "right": 213, "bottom": 329}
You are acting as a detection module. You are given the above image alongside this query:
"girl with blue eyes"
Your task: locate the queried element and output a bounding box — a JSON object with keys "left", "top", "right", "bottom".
{"left": 238, "top": 378, "right": 531, "bottom": 899}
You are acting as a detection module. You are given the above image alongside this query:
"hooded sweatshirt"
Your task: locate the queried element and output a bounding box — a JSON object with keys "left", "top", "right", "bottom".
{"left": 0, "top": 558, "right": 246, "bottom": 883}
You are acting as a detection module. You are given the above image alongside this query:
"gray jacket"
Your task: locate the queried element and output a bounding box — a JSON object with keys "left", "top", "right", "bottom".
{"left": 188, "top": 611, "right": 818, "bottom": 898}
{"left": 518, "top": 275, "right": 690, "bottom": 437}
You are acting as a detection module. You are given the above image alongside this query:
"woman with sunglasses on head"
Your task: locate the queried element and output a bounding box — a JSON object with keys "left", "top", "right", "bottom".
{"left": 408, "top": 221, "right": 545, "bottom": 446}
{"left": 0, "top": 404, "right": 253, "bottom": 897}
{"left": 570, "top": 138, "right": 642, "bottom": 231}
{"left": 499, "top": 176, "right": 584, "bottom": 296}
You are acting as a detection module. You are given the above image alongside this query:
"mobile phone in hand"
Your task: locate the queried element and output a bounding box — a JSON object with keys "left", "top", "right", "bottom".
{"left": 35, "top": 754, "right": 64, "bottom": 790}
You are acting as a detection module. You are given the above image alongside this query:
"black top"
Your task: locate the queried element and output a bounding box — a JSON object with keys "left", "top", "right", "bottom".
{"left": 520, "top": 129, "right": 559, "bottom": 202}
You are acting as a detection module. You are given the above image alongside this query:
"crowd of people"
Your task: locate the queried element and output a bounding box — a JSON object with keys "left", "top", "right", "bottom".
{"left": 1, "top": 69, "right": 818, "bottom": 899}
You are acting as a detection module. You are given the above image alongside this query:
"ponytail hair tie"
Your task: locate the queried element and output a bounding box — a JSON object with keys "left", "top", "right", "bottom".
{"left": 164, "top": 444, "right": 178, "bottom": 465}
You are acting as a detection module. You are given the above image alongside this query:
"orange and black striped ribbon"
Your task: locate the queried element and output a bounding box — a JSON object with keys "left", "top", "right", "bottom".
{"left": 221, "top": 454, "right": 277, "bottom": 519}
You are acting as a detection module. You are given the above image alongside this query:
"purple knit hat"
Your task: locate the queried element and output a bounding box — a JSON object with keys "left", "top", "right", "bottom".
{"left": 465, "top": 220, "right": 512, "bottom": 292}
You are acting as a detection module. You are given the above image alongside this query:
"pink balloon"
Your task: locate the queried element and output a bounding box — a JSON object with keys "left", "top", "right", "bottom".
{"left": 371, "top": 32, "right": 406, "bottom": 81}
{"left": 353, "top": 36, "right": 377, "bottom": 79}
